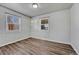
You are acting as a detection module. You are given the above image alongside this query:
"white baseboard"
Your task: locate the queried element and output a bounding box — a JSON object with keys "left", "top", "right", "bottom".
{"left": 70, "top": 43, "right": 79, "bottom": 55}
{"left": 0, "top": 36, "right": 30, "bottom": 47}
{"left": 31, "top": 36, "right": 70, "bottom": 45}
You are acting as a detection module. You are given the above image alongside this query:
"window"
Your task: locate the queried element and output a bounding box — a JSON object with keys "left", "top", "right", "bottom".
{"left": 6, "top": 15, "right": 21, "bottom": 32}
{"left": 41, "top": 18, "right": 48, "bottom": 30}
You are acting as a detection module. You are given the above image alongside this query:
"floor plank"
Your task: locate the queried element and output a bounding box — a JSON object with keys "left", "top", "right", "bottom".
{"left": 0, "top": 37, "right": 77, "bottom": 55}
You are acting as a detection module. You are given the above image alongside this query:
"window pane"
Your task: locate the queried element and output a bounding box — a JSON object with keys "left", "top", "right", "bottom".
{"left": 7, "top": 15, "right": 20, "bottom": 31}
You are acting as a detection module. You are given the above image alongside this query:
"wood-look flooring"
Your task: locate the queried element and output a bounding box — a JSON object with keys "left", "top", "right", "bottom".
{"left": 0, "top": 37, "right": 77, "bottom": 55}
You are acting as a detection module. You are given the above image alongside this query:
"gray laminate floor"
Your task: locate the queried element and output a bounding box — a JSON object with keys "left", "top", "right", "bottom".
{"left": 0, "top": 37, "right": 77, "bottom": 55}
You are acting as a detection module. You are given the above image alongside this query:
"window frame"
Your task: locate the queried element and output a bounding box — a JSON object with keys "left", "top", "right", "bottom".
{"left": 6, "top": 14, "right": 21, "bottom": 32}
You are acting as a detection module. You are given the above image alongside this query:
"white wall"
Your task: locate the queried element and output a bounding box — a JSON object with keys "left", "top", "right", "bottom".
{"left": 31, "top": 17, "right": 49, "bottom": 39}
{"left": 0, "top": 6, "right": 31, "bottom": 47}
{"left": 49, "top": 9, "right": 70, "bottom": 44}
{"left": 31, "top": 9, "right": 70, "bottom": 44}
{"left": 70, "top": 4, "right": 79, "bottom": 54}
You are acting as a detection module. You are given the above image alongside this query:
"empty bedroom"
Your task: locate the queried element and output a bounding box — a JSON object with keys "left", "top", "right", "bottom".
{"left": 0, "top": 3, "right": 79, "bottom": 55}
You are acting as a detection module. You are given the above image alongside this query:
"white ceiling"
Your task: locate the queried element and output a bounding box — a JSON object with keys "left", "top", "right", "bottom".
{"left": 0, "top": 3, "right": 72, "bottom": 17}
